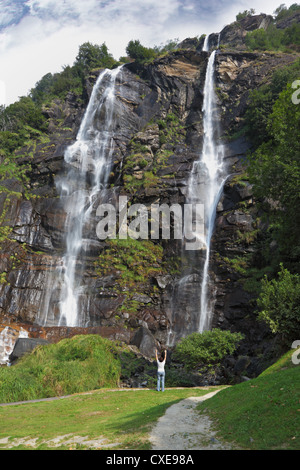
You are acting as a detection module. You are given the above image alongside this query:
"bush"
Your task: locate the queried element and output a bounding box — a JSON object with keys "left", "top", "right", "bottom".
{"left": 245, "top": 59, "right": 300, "bottom": 147}
{"left": 0, "top": 335, "right": 121, "bottom": 403}
{"left": 126, "top": 40, "right": 156, "bottom": 64}
{"left": 257, "top": 264, "right": 300, "bottom": 345}
{"left": 173, "top": 329, "right": 244, "bottom": 372}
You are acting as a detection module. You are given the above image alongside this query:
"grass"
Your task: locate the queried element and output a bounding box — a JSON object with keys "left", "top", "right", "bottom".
{"left": 0, "top": 335, "right": 121, "bottom": 403}
{"left": 0, "top": 387, "right": 217, "bottom": 450}
{"left": 0, "top": 336, "right": 299, "bottom": 450}
{"left": 196, "top": 349, "right": 300, "bottom": 450}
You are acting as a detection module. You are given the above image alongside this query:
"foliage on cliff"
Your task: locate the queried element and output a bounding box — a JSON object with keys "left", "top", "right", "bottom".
{"left": 246, "top": 77, "right": 300, "bottom": 270}
{"left": 243, "top": 41, "right": 300, "bottom": 343}
{"left": 257, "top": 265, "right": 300, "bottom": 345}
{"left": 245, "top": 4, "right": 300, "bottom": 52}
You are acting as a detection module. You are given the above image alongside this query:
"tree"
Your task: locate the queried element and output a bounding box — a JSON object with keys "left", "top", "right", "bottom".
{"left": 247, "top": 83, "right": 300, "bottom": 267}
{"left": 245, "top": 59, "right": 300, "bottom": 146}
{"left": 236, "top": 9, "right": 255, "bottom": 21}
{"left": 75, "top": 42, "right": 116, "bottom": 71}
{"left": 0, "top": 96, "right": 48, "bottom": 155}
{"left": 282, "top": 23, "right": 300, "bottom": 47}
{"left": 30, "top": 73, "right": 54, "bottom": 104}
{"left": 257, "top": 265, "right": 300, "bottom": 345}
{"left": 126, "top": 40, "right": 156, "bottom": 64}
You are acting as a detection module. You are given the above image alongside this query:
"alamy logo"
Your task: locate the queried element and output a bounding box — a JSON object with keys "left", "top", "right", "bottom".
{"left": 96, "top": 196, "right": 206, "bottom": 251}
{"left": 291, "top": 340, "right": 300, "bottom": 365}
{"left": 291, "top": 80, "right": 300, "bottom": 105}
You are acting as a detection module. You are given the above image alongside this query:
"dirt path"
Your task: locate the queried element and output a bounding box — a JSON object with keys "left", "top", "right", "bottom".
{"left": 149, "top": 390, "right": 233, "bottom": 450}
{"left": 1, "top": 388, "right": 234, "bottom": 450}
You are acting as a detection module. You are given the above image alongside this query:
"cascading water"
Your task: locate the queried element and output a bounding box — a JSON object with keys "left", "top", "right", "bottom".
{"left": 196, "top": 48, "right": 226, "bottom": 332}
{"left": 192, "top": 38, "right": 226, "bottom": 332}
{"left": 202, "top": 34, "right": 210, "bottom": 52}
{"left": 37, "top": 66, "right": 122, "bottom": 327}
{"left": 168, "top": 35, "right": 226, "bottom": 344}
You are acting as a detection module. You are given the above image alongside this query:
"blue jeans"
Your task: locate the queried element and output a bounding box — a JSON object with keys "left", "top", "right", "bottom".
{"left": 157, "top": 371, "right": 165, "bottom": 391}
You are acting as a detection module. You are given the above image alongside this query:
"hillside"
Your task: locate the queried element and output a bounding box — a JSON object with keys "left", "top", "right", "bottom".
{"left": 197, "top": 349, "right": 300, "bottom": 449}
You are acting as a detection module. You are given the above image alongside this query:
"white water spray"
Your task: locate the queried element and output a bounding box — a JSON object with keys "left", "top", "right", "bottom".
{"left": 202, "top": 34, "right": 210, "bottom": 52}
{"left": 186, "top": 46, "right": 226, "bottom": 332}
{"left": 38, "top": 66, "right": 122, "bottom": 327}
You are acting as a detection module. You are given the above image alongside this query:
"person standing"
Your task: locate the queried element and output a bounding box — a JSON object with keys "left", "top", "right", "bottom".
{"left": 156, "top": 348, "right": 167, "bottom": 392}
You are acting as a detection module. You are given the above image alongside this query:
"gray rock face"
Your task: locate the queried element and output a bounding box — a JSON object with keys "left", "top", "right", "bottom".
{"left": 0, "top": 32, "right": 298, "bottom": 371}
{"left": 130, "top": 326, "right": 157, "bottom": 358}
{"left": 9, "top": 337, "right": 49, "bottom": 363}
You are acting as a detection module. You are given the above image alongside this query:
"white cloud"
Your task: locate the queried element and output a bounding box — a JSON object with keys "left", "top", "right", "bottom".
{"left": 0, "top": 0, "right": 297, "bottom": 105}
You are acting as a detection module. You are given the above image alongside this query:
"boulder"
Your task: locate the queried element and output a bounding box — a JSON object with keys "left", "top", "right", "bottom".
{"left": 9, "top": 337, "right": 49, "bottom": 364}
{"left": 130, "top": 326, "right": 157, "bottom": 358}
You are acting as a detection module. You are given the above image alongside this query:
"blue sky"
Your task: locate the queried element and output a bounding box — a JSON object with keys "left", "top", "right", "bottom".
{"left": 0, "top": 0, "right": 296, "bottom": 105}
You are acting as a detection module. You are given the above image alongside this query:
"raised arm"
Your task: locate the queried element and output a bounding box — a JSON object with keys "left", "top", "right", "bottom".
{"left": 155, "top": 349, "right": 158, "bottom": 361}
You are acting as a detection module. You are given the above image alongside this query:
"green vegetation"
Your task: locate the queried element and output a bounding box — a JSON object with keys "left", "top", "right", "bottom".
{"left": 257, "top": 265, "right": 300, "bottom": 345}
{"left": 247, "top": 81, "right": 300, "bottom": 269}
{"left": 30, "top": 42, "right": 118, "bottom": 104}
{"left": 0, "top": 347, "right": 298, "bottom": 450}
{"left": 123, "top": 114, "right": 185, "bottom": 194}
{"left": 245, "top": 59, "right": 300, "bottom": 147}
{"left": 126, "top": 40, "right": 157, "bottom": 65}
{"left": 173, "top": 329, "right": 244, "bottom": 372}
{"left": 244, "top": 3, "right": 300, "bottom": 52}
{"left": 126, "top": 38, "right": 180, "bottom": 65}
{"left": 157, "top": 112, "right": 186, "bottom": 145}
{"left": 0, "top": 387, "right": 215, "bottom": 450}
{"left": 95, "top": 238, "right": 165, "bottom": 314}
{"left": 0, "top": 335, "right": 121, "bottom": 404}
{"left": 197, "top": 350, "right": 300, "bottom": 449}
{"left": 240, "top": 50, "right": 300, "bottom": 345}
{"left": 0, "top": 97, "right": 47, "bottom": 153}
{"left": 96, "top": 238, "right": 164, "bottom": 286}
{"left": 236, "top": 8, "right": 256, "bottom": 22}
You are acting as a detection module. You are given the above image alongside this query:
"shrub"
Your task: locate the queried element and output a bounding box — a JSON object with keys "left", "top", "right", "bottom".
{"left": 0, "top": 335, "right": 121, "bottom": 403}
{"left": 126, "top": 40, "right": 156, "bottom": 64}
{"left": 257, "top": 264, "right": 300, "bottom": 345}
{"left": 173, "top": 329, "right": 244, "bottom": 372}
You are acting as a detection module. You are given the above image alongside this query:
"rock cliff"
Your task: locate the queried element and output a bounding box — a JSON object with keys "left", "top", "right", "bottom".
{"left": 0, "top": 14, "right": 299, "bottom": 377}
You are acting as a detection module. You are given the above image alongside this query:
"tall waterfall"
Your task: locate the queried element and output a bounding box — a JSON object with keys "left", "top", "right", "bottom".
{"left": 38, "top": 66, "right": 122, "bottom": 327}
{"left": 167, "top": 38, "right": 226, "bottom": 344}
{"left": 192, "top": 45, "right": 226, "bottom": 332}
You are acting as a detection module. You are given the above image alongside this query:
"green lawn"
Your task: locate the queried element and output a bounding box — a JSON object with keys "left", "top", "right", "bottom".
{"left": 1, "top": 336, "right": 299, "bottom": 451}
{"left": 0, "top": 387, "right": 217, "bottom": 450}
{"left": 196, "top": 350, "right": 300, "bottom": 450}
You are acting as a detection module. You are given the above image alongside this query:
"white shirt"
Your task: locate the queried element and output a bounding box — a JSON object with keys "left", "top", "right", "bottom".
{"left": 157, "top": 359, "right": 165, "bottom": 372}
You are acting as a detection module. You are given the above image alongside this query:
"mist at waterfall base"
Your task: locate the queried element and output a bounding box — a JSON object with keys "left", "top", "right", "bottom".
{"left": 37, "top": 36, "right": 227, "bottom": 346}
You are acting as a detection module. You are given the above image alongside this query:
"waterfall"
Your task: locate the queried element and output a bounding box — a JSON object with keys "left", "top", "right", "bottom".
{"left": 195, "top": 46, "right": 226, "bottom": 332}
{"left": 37, "top": 66, "right": 122, "bottom": 327}
{"left": 167, "top": 42, "right": 225, "bottom": 345}
{"left": 172, "top": 40, "right": 225, "bottom": 338}
{"left": 202, "top": 34, "right": 210, "bottom": 52}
